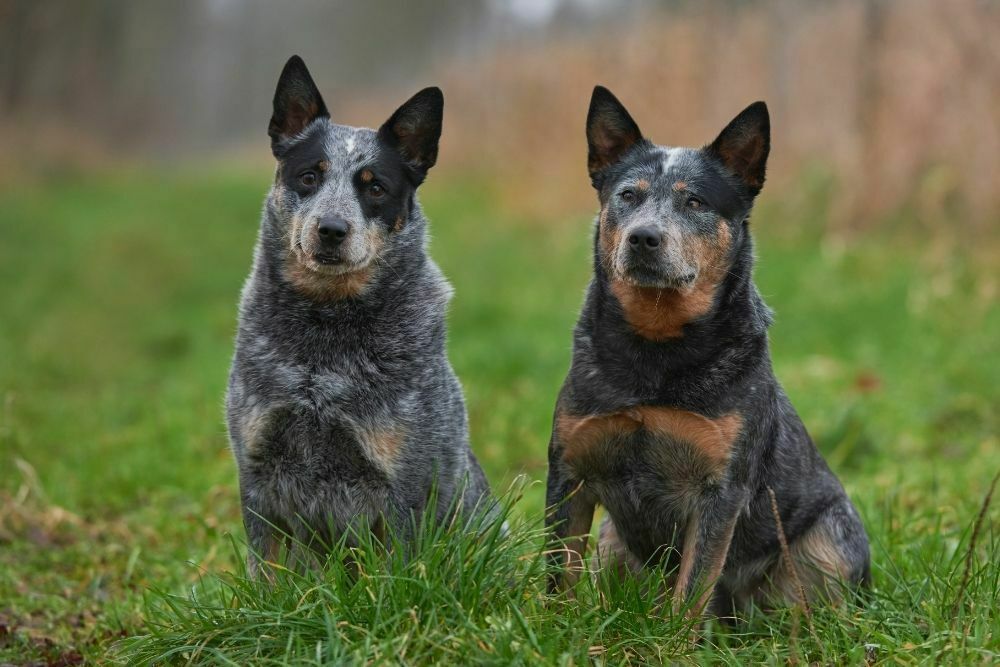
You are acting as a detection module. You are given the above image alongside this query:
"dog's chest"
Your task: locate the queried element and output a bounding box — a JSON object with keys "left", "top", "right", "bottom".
{"left": 232, "top": 347, "right": 417, "bottom": 481}
{"left": 557, "top": 406, "right": 742, "bottom": 508}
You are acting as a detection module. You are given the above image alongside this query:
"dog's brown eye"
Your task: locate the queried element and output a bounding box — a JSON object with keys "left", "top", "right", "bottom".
{"left": 370, "top": 183, "right": 385, "bottom": 198}
{"left": 300, "top": 171, "right": 318, "bottom": 187}
{"left": 687, "top": 196, "right": 704, "bottom": 209}
{"left": 620, "top": 190, "right": 636, "bottom": 204}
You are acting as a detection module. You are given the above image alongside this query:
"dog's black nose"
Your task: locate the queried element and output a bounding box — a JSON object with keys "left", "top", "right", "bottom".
{"left": 628, "top": 227, "right": 661, "bottom": 250}
{"left": 317, "top": 217, "right": 350, "bottom": 245}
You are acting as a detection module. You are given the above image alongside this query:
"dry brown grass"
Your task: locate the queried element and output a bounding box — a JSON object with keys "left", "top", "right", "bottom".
{"left": 420, "top": 0, "right": 999, "bottom": 228}
{"left": 4, "top": 1, "right": 997, "bottom": 233}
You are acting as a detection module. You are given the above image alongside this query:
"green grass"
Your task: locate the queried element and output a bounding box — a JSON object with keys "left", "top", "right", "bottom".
{"left": 0, "top": 170, "right": 997, "bottom": 664}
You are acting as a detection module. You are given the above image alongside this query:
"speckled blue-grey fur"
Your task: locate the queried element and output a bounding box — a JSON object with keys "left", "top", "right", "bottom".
{"left": 226, "top": 56, "right": 492, "bottom": 574}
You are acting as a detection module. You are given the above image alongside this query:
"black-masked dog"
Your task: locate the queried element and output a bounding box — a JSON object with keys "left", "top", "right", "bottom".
{"left": 545, "top": 87, "right": 870, "bottom": 618}
{"left": 226, "top": 56, "right": 493, "bottom": 576}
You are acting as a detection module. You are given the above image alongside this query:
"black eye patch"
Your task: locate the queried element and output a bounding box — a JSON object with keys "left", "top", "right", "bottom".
{"left": 278, "top": 126, "right": 329, "bottom": 195}
{"left": 353, "top": 147, "right": 415, "bottom": 230}
{"left": 668, "top": 155, "right": 750, "bottom": 221}
{"left": 598, "top": 148, "right": 664, "bottom": 201}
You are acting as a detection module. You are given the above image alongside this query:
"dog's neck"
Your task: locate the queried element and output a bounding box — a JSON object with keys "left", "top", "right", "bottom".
{"left": 584, "top": 226, "right": 772, "bottom": 403}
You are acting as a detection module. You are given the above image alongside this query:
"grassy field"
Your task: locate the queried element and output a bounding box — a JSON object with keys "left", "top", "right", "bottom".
{"left": 0, "top": 170, "right": 997, "bottom": 664}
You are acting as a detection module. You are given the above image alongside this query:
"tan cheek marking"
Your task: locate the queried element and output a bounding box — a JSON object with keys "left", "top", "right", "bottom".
{"left": 284, "top": 225, "right": 386, "bottom": 302}
{"left": 609, "top": 218, "right": 733, "bottom": 340}
{"left": 393, "top": 216, "right": 404, "bottom": 233}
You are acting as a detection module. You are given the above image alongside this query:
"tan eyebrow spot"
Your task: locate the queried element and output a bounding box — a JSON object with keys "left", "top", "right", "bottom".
{"left": 672, "top": 181, "right": 687, "bottom": 191}
{"left": 318, "top": 161, "right": 331, "bottom": 172}
{"left": 636, "top": 179, "right": 650, "bottom": 191}
{"left": 360, "top": 169, "right": 374, "bottom": 183}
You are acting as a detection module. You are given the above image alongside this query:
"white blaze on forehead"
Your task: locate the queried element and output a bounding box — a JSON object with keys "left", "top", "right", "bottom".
{"left": 328, "top": 126, "right": 378, "bottom": 163}
{"left": 661, "top": 147, "right": 683, "bottom": 173}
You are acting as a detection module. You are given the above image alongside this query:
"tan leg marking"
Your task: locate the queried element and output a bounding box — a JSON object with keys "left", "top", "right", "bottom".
{"left": 765, "top": 522, "right": 851, "bottom": 605}
{"left": 673, "top": 511, "right": 739, "bottom": 616}
{"left": 359, "top": 424, "right": 407, "bottom": 476}
{"left": 594, "top": 515, "right": 644, "bottom": 577}
{"left": 240, "top": 402, "right": 291, "bottom": 456}
{"left": 672, "top": 507, "right": 702, "bottom": 606}
{"left": 560, "top": 486, "right": 596, "bottom": 592}
{"left": 248, "top": 531, "right": 284, "bottom": 583}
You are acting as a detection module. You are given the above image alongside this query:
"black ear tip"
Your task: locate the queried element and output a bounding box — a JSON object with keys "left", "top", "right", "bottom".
{"left": 591, "top": 85, "right": 615, "bottom": 104}
{"left": 747, "top": 101, "right": 769, "bottom": 123}
{"left": 282, "top": 55, "right": 307, "bottom": 74}
{"left": 403, "top": 87, "right": 443, "bottom": 112}
{"left": 417, "top": 86, "right": 444, "bottom": 108}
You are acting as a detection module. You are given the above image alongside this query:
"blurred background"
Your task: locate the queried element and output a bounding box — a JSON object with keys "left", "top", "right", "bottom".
{"left": 0, "top": 1, "right": 997, "bottom": 660}
{"left": 3, "top": 0, "right": 999, "bottom": 224}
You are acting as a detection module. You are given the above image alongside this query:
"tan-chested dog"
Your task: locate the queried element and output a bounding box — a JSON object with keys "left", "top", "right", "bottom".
{"left": 545, "top": 87, "right": 870, "bottom": 618}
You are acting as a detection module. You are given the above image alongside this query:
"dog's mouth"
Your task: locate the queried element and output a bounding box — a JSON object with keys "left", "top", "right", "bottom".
{"left": 621, "top": 262, "right": 697, "bottom": 290}
{"left": 312, "top": 252, "right": 343, "bottom": 266}
{"left": 294, "top": 244, "right": 371, "bottom": 275}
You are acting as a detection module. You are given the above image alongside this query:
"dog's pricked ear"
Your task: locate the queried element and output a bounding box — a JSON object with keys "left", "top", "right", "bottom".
{"left": 378, "top": 87, "right": 443, "bottom": 185}
{"left": 706, "top": 101, "right": 770, "bottom": 195}
{"left": 587, "top": 86, "right": 644, "bottom": 187}
{"left": 268, "top": 55, "right": 329, "bottom": 154}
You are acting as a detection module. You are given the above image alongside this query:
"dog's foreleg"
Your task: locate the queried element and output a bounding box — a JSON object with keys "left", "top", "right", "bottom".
{"left": 672, "top": 489, "right": 746, "bottom": 617}
{"left": 242, "top": 504, "right": 283, "bottom": 582}
{"left": 545, "top": 451, "right": 596, "bottom": 594}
